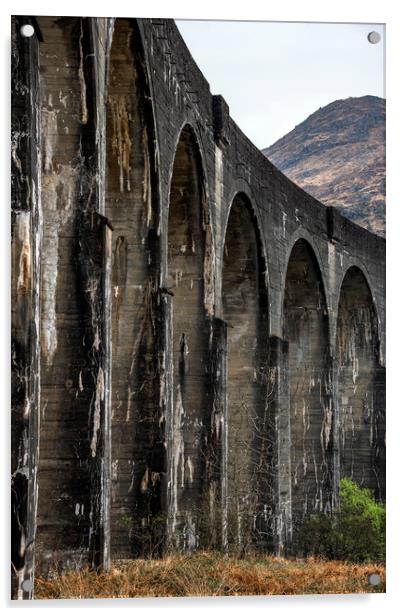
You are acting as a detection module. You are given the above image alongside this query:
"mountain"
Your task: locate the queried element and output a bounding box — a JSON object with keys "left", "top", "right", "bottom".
{"left": 262, "top": 96, "right": 385, "bottom": 237}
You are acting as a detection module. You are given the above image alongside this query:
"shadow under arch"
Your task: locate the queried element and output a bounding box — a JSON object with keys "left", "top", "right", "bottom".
{"left": 279, "top": 229, "right": 330, "bottom": 336}
{"left": 282, "top": 238, "right": 333, "bottom": 524}
{"left": 105, "top": 18, "right": 162, "bottom": 559}
{"left": 221, "top": 192, "right": 271, "bottom": 551}
{"left": 335, "top": 266, "right": 385, "bottom": 500}
{"left": 165, "top": 123, "right": 213, "bottom": 549}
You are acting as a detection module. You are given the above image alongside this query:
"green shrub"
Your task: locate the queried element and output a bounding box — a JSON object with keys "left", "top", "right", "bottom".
{"left": 294, "top": 478, "right": 385, "bottom": 563}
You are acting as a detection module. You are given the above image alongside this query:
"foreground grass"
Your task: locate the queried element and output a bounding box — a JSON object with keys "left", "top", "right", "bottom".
{"left": 35, "top": 552, "right": 385, "bottom": 599}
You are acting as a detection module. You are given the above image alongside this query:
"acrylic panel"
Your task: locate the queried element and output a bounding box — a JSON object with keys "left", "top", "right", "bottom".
{"left": 11, "top": 15, "right": 385, "bottom": 600}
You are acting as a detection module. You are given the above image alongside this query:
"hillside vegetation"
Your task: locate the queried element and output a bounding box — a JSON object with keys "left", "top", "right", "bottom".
{"left": 263, "top": 96, "right": 385, "bottom": 236}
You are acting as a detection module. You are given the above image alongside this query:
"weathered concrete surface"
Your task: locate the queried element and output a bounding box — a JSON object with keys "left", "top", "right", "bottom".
{"left": 283, "top": 239, "right": 332, "bottom": 523}
{"left": 105, "top": 18, "right": 163, "bottom": 560}
{"left": 222, "top": 194, "right": 271, "bottom": 549}
{"left": 336, "top": 267, "right": 385, "bottom": 500}
{"left": 11, "top": 16, "right": 385, "bottom": 599}
{"left": 11, "top": 16, "right": 41, "bottom": 599}
{"left": 33, "top": 16, "right": 112, "bottom": 576}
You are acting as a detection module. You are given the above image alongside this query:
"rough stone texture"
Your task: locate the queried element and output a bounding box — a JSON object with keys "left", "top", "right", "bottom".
{"left": 11, "top": 16, "right": 385, "bottom": 599}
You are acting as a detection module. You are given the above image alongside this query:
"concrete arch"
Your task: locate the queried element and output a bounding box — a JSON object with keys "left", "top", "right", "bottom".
{"left": 333, "top": 258, "right": 383, "bottom": 362}
{"left": 282, "top": 237, "right": 333, "bottom": 521}
{"left": 166, "top": 121, "right": 215, "bottom": 314}
{"left": 105, "top": 17, "right": 161, "bottom": 558}
{"left": 166, "top": 122, "right": 212, "bottom": 547}
{"left": 224, "top": 181, "right": 270, "bottom": 286}
{"left": 335, "top": 265, "right": 385, "bottom": 499}
{"left": 169, "top": 120, "right": 211, "bottom": 196}
{"left": 107, "top": 18, "right": 162, "bottom": 183}
{"left": 280, "top": 230, "right": 330, "bottom": 337}
{"left": 221, "top": 191, "right": 270, "bottom": 549}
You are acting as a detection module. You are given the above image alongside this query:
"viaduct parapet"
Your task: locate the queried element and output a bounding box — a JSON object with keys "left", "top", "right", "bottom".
{"left": 11, "top": 16, "right": 385, "bottom": 599}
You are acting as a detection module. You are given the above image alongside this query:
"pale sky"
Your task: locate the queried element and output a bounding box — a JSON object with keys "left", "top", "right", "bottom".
{"left": 176, "top": 20, "right": 385, "bottom": 149}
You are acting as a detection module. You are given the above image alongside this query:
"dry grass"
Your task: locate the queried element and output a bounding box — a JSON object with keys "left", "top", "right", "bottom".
{"left": 34, "top": 552, "right": 385, "bottom": 599}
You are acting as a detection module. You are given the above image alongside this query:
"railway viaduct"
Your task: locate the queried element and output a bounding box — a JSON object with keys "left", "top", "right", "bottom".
{"left": 11, "top": 15, "right": 385, "bottom": 598}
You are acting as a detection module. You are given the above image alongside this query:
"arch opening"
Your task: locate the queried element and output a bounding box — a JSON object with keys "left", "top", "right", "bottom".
{"left": 106, "top": 18, "right": 160, "bottom": 558}
{"left": 222, "top": 194, "right": 270, "bottom": 550}
{"left": 336, "top": 267, "right": 385, "bottom": 499}
{"left": 167, "top": 125, "right": 209, "bottom": 548}
{"left": 283, "top": 239, "right": 332, "bottom": 523}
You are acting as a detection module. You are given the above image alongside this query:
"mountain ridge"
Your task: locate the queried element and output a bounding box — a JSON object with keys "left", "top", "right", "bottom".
{"left": 262, "top": 95, "right": 385, "bottom": 237}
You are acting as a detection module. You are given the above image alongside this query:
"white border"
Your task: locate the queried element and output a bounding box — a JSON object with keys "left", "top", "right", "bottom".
{"left": 2, "top": 1, "right": 401, "bottom": 614}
